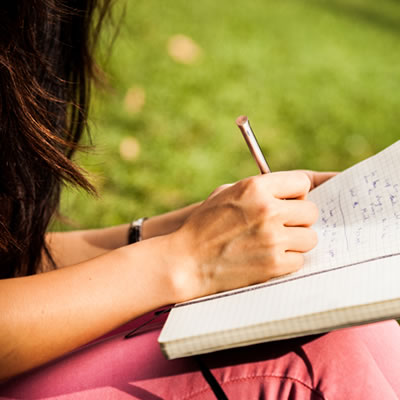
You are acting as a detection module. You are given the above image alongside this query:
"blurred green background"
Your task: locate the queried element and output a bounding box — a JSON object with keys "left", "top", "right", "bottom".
{"left": 57, "top": 0, "right": 400, "bottom": 230}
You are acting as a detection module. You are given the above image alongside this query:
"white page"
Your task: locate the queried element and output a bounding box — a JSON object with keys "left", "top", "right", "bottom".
{"left": 161, "top": 255, "right": 400, "bottom": 338}
{"left": 159, "top": 254, "right": 400, "bottom": 358}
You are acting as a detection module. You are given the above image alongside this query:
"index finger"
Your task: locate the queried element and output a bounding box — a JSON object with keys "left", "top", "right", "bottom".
{"left": 262, "top": 171, "right": 312, "bottom": 200}
{"left": 297, "top": 170, "right": 338, "bottom": 190}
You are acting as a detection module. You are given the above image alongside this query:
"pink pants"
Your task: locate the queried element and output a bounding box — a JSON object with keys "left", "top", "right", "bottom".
{"left": 1, "top": 315, "right": 400, "bottom": 399}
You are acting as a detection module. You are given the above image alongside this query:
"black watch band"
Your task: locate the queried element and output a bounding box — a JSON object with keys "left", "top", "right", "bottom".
{"left": 128, "top": 217, "right": 147, "bottom": 244}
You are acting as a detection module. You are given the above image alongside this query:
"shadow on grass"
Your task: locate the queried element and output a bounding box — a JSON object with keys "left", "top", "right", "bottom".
{"left": 304, "top": 0, "right": 400, "bottom": 36}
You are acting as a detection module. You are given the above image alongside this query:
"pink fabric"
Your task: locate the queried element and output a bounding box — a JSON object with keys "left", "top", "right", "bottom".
{"left": 1, "top": 316, "right": 400, "bottom": 399}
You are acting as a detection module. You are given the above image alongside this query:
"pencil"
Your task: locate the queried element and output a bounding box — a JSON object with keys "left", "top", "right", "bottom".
{"left": 236, "top": 115, "right": 271, "bottom": 174}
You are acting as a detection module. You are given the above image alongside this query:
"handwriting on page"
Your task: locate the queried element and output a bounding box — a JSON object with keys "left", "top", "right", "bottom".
{"left": 347, "top": 172, "right": 400, "bottom": 240}
{"left": 319, "top": 171, "right": 400, "bottom": 256}
{"left": 305, "top": 150, "right": 400, "bottom": 274}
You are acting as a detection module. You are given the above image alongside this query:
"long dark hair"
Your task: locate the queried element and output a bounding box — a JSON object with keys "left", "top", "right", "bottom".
{"left": 0, "top": 1, "right": 112, "bottom": 278}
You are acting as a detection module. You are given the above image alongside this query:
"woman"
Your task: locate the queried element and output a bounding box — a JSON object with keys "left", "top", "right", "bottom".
{"left": 1, "top": 1, "right": 399, "bottom": 398}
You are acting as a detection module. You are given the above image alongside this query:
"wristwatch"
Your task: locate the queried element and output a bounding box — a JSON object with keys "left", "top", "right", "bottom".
{"left": 128, "top": 217, "right": 147, "bottom": 244}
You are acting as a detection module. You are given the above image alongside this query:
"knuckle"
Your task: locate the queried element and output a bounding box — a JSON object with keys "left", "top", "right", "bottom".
{"left": 220, "top": 183, "right": 233, "bottom": 191}
{"left": 242, "top": 176, "right": 265, "bottom": 199}
{"left": 209, "top": 183, "right": 233, "bottom": 199}
{"left": 215, "top": 183, "right": 231, "bottom": 194}
{"left": 257, "top": 198, "right": 279, "bottom": 221}
{"left": 263, "top": 229, "right": 282, "bottom": 248}
{"left": 295, "top": 171, "right": 311, "bottom": 192}
{"left": 241, "top": 177, "right": 278, "bottom": 215}
{"left": 260, "top": 198, "right": 279, "bottom": 218}
{"left": 214, "top": 184, "right": 228, "bottom": 194}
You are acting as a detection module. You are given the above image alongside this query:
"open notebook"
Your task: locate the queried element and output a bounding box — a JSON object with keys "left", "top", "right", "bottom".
{"left": 158, "top": 141, "right": 400, "bottom": 359}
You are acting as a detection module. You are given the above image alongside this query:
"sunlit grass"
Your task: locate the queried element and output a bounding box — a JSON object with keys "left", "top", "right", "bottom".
{"left": 57, "top": 0, "right": 400, "bottom": 229}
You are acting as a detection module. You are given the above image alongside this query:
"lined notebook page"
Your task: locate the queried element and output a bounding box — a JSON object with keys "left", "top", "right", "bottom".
{"left": 159, "top": 255, "right": 400, "bottom": 358}
{"left": 159, "top": 141, "right": 400, "bottom": 358}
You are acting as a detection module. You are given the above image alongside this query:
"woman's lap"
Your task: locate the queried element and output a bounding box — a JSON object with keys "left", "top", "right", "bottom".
{"left": 1, "top": 317, "right": 399, "bottom": 400}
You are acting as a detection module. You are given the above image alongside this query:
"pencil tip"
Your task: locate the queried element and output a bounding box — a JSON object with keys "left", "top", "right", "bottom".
{"left": 236, "top": 115, "right": 248, "bottom": 126}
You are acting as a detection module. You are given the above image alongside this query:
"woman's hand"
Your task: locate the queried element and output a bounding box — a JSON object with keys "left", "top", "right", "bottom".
{"left": 141, "top": 170, "right": 337, "bottom": 240}
{"left": 141, "top": 170, "right": 337, "bottom": 239}
{"left": 167, "top": 171, "right": 320, "bottom": 302}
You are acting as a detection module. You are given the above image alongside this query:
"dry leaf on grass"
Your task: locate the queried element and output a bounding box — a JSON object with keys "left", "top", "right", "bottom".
{"left": 119, "top": 137, "right": 141, "bottom": 161}
{"left": 124, "top": 86, "right": 146, "bottom": 114}
{"left": 167, "top": 34, "right": 203, "bottom": 65}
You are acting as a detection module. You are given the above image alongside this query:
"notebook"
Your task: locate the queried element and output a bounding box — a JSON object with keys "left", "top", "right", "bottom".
{"left": 158, "top": 141, "right": 400, "bottom": 359}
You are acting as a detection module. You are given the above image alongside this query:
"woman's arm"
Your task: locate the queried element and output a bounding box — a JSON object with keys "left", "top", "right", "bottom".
{"left": 0, "top": 235, "right": 176, "bottom": 380}
{"left": 46, "top": 202, "right": 201, "bottom": 267}
{"left": 46, "top": 171, "right": 336, "bottom": 268}
{"left": 0, "top": 171, "right": 325, "bottom": 380}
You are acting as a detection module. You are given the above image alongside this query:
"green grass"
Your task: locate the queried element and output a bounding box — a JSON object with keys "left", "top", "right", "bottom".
{"left": 56, "top": 0, "right": 400, "bottom": 230}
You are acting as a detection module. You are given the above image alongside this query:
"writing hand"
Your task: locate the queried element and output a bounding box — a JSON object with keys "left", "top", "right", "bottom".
{"left": 168, "top": 171, "right": 319, "bottom": 302}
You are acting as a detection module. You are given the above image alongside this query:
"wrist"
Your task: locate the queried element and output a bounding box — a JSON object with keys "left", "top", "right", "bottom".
{"left": 150, "top": 233, "right": 193, "bottom": 305}
{"left": 122, "top": 234, "right": 181, "bottom": 307}
{"left": 162, "top": 229, "right": 205, "bottom": 304}
{"left": 141, "top": 203, "right": 201, "bottom": 240}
